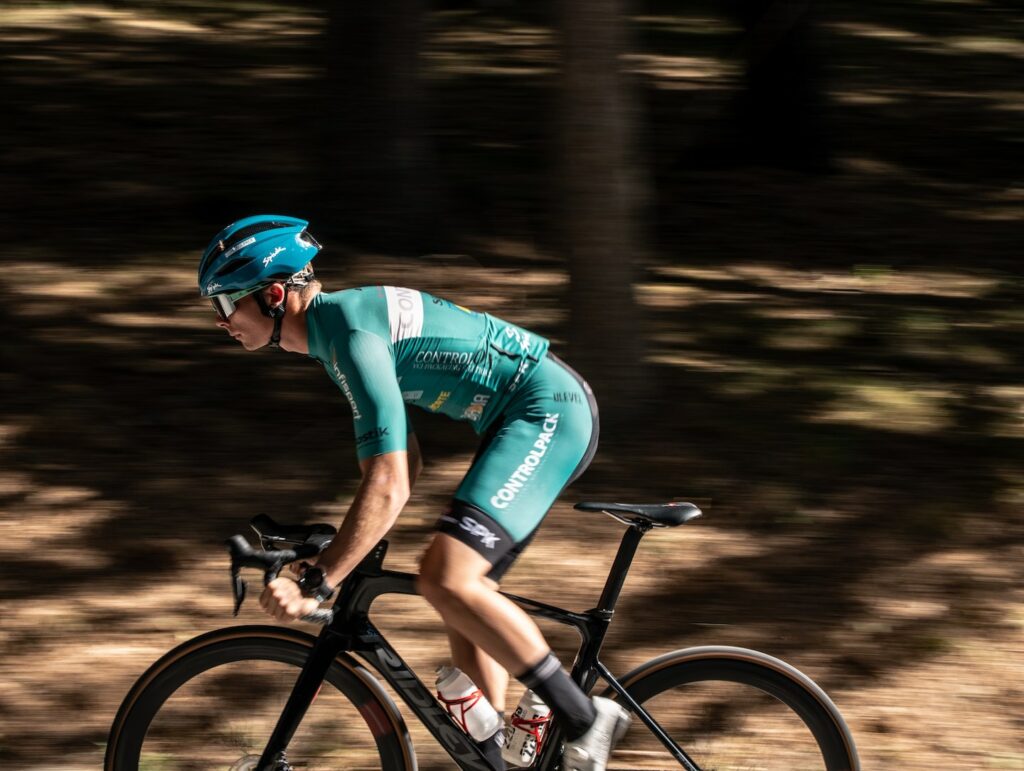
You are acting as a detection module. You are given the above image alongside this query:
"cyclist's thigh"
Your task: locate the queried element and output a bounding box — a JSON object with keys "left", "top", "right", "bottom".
{"left": 454, "top": 355, "right": 597, "bottom": 545}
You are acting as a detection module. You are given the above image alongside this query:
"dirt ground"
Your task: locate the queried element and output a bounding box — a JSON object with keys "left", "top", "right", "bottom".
{"left": 1, "top": 2, "right": 1022, "bottom": 769}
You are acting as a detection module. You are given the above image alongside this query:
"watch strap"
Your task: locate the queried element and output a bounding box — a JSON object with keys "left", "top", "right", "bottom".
{"left": 297, "top": 567, "right": 337, "bottom": 603}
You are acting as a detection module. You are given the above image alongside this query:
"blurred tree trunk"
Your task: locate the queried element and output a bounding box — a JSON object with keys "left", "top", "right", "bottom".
{"left": 663, "top": 1, "right": 828, "bottom": 178}
{"left": 559, "top": 0, "right": 647, "bottom": 422}
{"left": 321, "top": 0, "right": 441, "bottom": 252}
{"left": 733, "top": 0, "right": 829, "bottom": 171}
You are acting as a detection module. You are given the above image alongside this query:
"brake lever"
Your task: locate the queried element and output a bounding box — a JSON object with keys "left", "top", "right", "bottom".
{"left": 228, "top": 556, "right": 283, "bottom": 616}
{"left": 264, "top": 557, "right": 286, "bottom": 585}
{"left": 231, "top": 569, "right": 247, "bottom": 617}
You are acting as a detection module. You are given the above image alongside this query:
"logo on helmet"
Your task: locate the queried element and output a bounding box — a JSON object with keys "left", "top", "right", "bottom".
{"left": 264, "top": 247, "right": 285, "bottom": 266}
{"left": 206, "top": 282, "right": 221, "bottom": 293}
{"left": 223, "top": 236, "right": 256, "bottom": 259}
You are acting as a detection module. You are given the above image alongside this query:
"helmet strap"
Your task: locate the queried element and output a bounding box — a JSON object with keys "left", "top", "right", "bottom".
{"left": 255, "top": 286, "right": 289, "bottom": 349}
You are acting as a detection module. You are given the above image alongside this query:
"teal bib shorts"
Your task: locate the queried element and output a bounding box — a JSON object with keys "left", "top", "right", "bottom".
{"left": 441, "top": 352, "right": 598, "bottom": 578}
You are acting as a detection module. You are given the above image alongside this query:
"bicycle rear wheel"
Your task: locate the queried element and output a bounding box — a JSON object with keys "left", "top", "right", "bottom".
{"left": 605, "top": 646, "right": 858, "bottom": 771}
{"left": 105, "top": 626, "right": 414, "bottom": 771}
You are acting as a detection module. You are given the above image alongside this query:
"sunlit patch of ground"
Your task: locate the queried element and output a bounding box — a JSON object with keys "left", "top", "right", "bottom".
{"left": 835, "top": 594, "right": 1024, "bottom": 769}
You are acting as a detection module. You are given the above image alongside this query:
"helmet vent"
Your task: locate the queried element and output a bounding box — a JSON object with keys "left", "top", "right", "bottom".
{"left": 223, "top": 220, "right": 292, "bottom": 251}
{"left": 214, "top": 258, "right": 249, "bottom": 277}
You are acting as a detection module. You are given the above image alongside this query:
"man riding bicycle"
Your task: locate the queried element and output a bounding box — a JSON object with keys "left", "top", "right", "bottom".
{"left": 199, "top": 215, "right": 629, "bottom": 771}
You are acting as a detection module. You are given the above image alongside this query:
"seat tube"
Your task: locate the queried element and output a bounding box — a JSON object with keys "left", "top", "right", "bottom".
{"left": 596, "top": 524, "right": 647, "bottom": 613}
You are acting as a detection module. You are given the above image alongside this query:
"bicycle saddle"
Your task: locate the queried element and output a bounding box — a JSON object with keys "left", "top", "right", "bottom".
{"left": 574, "top": 501, "right": 702, "bottom": 528}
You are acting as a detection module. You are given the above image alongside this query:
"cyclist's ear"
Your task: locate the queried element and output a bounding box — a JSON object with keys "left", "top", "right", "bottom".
{"left": 263, "top": 283, "right": 286, "bottom": 309}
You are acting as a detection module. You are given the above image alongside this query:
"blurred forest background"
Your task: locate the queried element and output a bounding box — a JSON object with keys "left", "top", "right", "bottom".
{"left": 0, "top": 0, "right": 1022, "bottom": 768}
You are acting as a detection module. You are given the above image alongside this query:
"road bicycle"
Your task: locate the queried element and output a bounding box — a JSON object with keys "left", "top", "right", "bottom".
{"left": 105, "top": 501, "right": 860, "bottom": 770}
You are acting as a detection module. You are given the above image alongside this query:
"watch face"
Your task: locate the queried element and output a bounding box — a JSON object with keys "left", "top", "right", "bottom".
{"left": 299, "top": 566, "right": 334, "bottom": 602}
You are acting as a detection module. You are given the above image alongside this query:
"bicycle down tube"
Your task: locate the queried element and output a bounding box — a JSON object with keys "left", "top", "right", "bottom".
{"left": 255, "top": 570, "right": 602, "bottom": 770}
{"left": 321, "top": 569, "right": 610, "bottom": 771}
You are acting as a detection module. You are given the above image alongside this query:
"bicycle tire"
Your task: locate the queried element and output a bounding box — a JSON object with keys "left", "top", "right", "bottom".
{"left": 105, "top": 625, "right": 415, "bottom": 771}
{"left": 604, "top": 646, "right": 859, "bottom": 771}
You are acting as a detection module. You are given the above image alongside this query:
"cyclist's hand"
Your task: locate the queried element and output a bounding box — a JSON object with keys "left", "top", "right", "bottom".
{"left": 259, "top": 577, "right": 320, "bottom": 622}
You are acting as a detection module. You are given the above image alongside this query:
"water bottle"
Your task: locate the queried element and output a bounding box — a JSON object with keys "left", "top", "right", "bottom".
{"left": 500, "top": 689, "right": 552, "bottom": 768}
{"left": 435, "top": 665, "right": 503, "bottom": 742}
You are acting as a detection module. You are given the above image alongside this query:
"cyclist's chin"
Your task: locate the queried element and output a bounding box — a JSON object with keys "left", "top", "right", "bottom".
{"left": 234, "top": 334, "right": 262, "bottom": 351}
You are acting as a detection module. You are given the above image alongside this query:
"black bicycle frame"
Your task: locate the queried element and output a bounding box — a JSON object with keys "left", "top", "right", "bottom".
{"left": 256, "top": 524, "right": 701, "bottom": 771}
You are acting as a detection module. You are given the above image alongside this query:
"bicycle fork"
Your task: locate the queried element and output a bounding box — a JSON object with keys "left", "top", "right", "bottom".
{"left": 256, "top": 630, "right": 349, "bottom": 771}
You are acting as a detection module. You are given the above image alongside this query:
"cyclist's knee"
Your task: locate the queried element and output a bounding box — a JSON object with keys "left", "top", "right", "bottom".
{"left": 417, "top": 565, "right": 463, "bottom": 610}
{"left": 417, "top": 535, "right": 493, "bottom": 605}
{"left": 415, "top": 557, "right": 444, "bottom": 602}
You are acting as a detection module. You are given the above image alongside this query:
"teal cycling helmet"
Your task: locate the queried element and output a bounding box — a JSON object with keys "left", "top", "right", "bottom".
{"left": 199, "top": 214, "right": 321, "bottom": 298}
{"left": 199, "top": 215, "right": 322, "bottom": 348}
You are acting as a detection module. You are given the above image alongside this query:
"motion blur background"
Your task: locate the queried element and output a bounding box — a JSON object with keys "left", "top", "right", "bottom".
{"left": 1, "top": 0, "right": 1021, "bottom": 767}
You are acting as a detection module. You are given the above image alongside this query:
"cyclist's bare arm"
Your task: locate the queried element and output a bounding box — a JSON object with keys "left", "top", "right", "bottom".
{"left": 262, "top": 379, "right": 414, "bottom": 621}
{"left": 284, "top": 438, "right": 420, "bottom": 580}
{"left": 262, "top": 450, "right": 410, "bottom": 620}
{"left": 315, "top": 450, "right": 411, "bottom": 587}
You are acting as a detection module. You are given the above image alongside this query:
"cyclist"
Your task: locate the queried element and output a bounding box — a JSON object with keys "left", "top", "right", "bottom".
{"left": 199, "top": 215, "right": 629, "bottom": 770}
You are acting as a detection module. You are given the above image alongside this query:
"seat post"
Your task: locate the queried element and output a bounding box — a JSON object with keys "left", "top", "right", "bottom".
{"left": 596, "top": 522, "right": 649, "bottom": 613}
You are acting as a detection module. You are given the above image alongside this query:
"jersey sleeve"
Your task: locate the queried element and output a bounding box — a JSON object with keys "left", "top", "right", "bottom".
{"left": 329, "top": 330, "right": 408, "bottom": 460}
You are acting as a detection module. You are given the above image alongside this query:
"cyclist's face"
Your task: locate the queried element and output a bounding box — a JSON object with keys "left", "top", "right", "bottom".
{"left": 215, "top": 293, "right": 271, "bottom": 351}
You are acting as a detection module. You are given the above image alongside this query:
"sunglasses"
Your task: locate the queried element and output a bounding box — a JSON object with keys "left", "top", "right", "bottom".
{"left": 210, "top": 285, "right": 263, "bottom": 321}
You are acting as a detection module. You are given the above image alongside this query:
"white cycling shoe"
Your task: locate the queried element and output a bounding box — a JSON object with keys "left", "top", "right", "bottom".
{"left": 562, "top": 696, "right": 631, "bottom": 771}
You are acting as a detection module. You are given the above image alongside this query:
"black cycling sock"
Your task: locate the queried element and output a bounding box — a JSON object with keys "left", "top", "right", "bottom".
{"left": 516, "top": 652, "right": 596, "bottom": 741}
{"left": 473, "top": 726, "right": 506, "bottom": 771}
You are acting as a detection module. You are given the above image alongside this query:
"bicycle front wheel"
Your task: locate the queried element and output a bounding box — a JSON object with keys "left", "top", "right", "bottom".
{"left": 105, "top": 625, "right": 414, "bottom": 771}
{"left": 605, "top": 646, "right": 859, "bottom": 771}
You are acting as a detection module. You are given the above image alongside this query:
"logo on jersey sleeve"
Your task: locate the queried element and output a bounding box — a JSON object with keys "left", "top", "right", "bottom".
{"left": 331, "top": 349, "right": 362, "bottom": 420}
{"left": 385, "top": 286, "right": 424, "bottom": 343}
{"left": 356, "top": 426, "right": 390, "bottom": 446}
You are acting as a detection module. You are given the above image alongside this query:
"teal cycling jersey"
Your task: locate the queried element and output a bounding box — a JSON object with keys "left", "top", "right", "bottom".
{"left": 306, "top": 287, "right": 550, "bottom": 460}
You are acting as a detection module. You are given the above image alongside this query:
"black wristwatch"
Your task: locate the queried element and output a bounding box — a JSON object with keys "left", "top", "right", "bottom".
{"left": 297, "top": 567, "right": 337, "bottom": 603}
